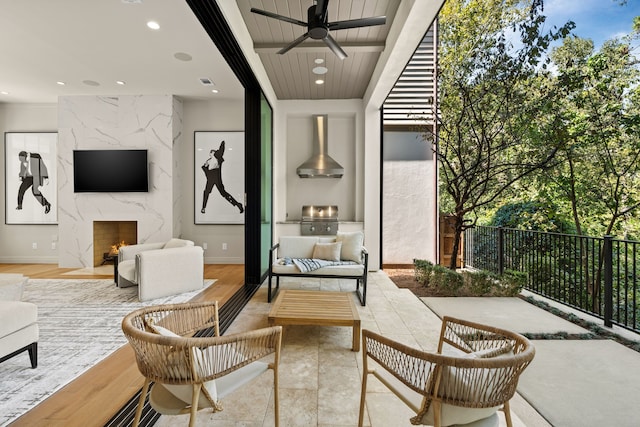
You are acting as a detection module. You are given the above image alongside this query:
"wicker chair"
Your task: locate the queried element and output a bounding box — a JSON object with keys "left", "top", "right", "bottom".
{"left": 358, "top": 316, "right": 535, "bottom": 427}
{"left": 122, "top": 301, "right": 282, "bottom": 427}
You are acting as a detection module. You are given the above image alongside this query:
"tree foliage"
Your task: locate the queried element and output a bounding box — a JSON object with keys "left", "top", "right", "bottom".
{"left": 431, "top": 0, "right": 640, "bottom": 269}
{"left": 426, "top": 0, "right": 573, "bottom": 268}
{"left": 536, "top": 34, "right": 640, "bottom": 238}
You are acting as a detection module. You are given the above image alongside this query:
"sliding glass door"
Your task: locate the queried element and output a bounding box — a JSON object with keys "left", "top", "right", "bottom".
{"left": 260, "top": 94, "right": 273, "bottom": 276}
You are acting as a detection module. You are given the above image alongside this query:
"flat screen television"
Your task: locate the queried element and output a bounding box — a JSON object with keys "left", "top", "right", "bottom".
{"left": 73, "top": 149, "right": 149, "bottom": 193}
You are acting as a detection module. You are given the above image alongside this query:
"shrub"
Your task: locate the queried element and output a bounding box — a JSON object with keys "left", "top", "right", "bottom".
{"left": 429, "top": 264, "right": 464, "bottom": 293}
{"left": 497, "top": 269, "right": 526, "bottom": 296}
{"left": 411, "top": 258, "right": 525, "bottom": 297}
{"left": 462, "top": 270, "right": 497, "bottom": 296}
{"left": 413, "top": 259, "right": 434, "bottom": 285}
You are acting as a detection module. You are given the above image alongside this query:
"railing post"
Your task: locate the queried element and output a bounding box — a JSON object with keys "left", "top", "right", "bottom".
{"left": 604, "top": 235, "right": 613, "bottom": 328}
{"left": 498, "top": 227, "right": 504, "bottom": 275}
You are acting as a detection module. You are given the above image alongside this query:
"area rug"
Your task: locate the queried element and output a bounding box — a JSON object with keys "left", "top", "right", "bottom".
{"left": 0, "top": 278, "right": 215, "bottom": 426}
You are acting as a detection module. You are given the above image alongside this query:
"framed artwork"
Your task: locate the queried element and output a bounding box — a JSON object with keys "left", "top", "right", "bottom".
{"left": 194, "top": 131, "right": 245, "bottom": 224}
{"left": 5, "top": 132, "right": 58, "bottom": 224}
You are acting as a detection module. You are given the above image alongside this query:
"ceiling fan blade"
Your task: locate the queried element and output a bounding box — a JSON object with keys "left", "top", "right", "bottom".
{"left": 315, "top": 0, "right": 329, "bottom": 20}
{"left": 328, "top": 16, "right": 386, "bottom": 31}
{"left": 250, "top": 8, "right": 307, "bottom": 27}
{"left": 278, "top": 32, "right": 311, "bottom": 55}
{"left": 323, "top": 34, "right": 347, "bottom": 60}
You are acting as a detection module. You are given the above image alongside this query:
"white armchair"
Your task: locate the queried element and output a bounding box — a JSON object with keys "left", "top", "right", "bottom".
{"left": 118, "top": 238, "right": 205, "bottom": 302}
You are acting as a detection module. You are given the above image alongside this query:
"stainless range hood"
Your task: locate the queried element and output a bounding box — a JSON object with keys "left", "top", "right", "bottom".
{"left": 296, "top": 115, "right": 344, "bottom": 178}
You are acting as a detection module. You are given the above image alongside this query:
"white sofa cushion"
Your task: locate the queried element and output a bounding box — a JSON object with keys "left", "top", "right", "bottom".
{"left": 312, "top": 242, "right": 342, "bottom": 261}
{"left": 0, "top": 274, "right": 28, "bottom": 301}
{"left": 278, "top": 236, "right": 319, "bottom": 259}
{"left": 336, "top": 231, "right": 364, "bottom": 263}
{"left": 0, "top": 301, "right": 38, "bottom": 340}
{"left": 163, "top": 238, "right": 194, "bottom": 249}
{"left": 137, "top": 246, "right": 204, "bottom": 301}
{"left": 118, "top": 259, "right": 137, "bottom": 285}
{"left": 0, "top": 323, "right": 39, "bottom": 360}
{"left": 272, "top": 262, "right": 364, "bottom": 276}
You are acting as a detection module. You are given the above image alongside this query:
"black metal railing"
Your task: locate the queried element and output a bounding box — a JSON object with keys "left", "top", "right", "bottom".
{"left": 464, "top": 226, "right": 640, "bottom": 333}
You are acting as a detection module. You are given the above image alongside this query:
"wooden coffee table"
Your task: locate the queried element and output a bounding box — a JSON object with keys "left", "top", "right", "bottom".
{"left": 268, "top": 290, "right": 361, "bottom": 351}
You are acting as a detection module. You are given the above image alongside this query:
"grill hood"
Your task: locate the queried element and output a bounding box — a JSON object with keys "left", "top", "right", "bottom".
{"left": 296, "top": 115, "right": 344, "bottom": 178}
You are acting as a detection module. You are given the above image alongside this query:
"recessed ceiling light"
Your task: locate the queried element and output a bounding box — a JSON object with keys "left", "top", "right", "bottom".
{"left": 312, "top": 66, "right": 328, "bottom": 75}
{"left": 83, "top": 80, "right": 100, "bottom": 87}
{"left": 147, "top": 21, "right": 160, "bottom": 30}
{"left": 211, "top": 89, "right": 219, "bottom": 94}
{"left": 174, "top": 52, "right": 193, "bottom": 62}
{"left": 57, "top": 81, "right": 66, "bottom": 86}
{"left": 315, "top": 79, "right": 324, "bottom": 85}
{"left": 314, "top": 58, "right": 324, "bottom": 64}
{"left": 0, "top": 91, "right": 9, "bottom": 95}
{"left": 116, "top": 81, "right": 126, "bottom": 85}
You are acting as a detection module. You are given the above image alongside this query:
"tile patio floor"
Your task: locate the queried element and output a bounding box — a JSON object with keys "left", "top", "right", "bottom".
{"left": 154, "top": 272, "right": 551, "bottom": 427}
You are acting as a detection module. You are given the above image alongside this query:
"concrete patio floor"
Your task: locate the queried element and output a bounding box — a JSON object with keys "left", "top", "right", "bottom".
{"left": 155, "top": 271, "right": 640, "bottom": 426}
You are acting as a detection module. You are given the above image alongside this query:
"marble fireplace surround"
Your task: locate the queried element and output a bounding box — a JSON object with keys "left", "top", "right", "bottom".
{"left": 57, "top": 95, "right": 183, "bottom": 268}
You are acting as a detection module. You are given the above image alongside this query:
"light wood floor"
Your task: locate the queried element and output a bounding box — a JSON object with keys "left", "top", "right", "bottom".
{"left": 0, "top": 263, "right": 245, "bottom": 427}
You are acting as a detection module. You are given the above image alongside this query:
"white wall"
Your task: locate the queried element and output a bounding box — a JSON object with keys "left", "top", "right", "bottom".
{"left": 0, "top": 97, "right": 246, "bottom": 265}
{"left": 274, "top": 100, "right": 364, "bottom": 224}
{"left": 180, "top": 99, "right": 245, "bottom": 264}
{"left": 382, "top": 131, "right": 438, "bottom": 264}
{"left": 0, "top": 104, "right": 59, "bottom": 263}
{"left": 285, "top": 114, "right": 356, "bottom": 221}
{"left": 383, "top": 162, "right": 437, "bottom": 264}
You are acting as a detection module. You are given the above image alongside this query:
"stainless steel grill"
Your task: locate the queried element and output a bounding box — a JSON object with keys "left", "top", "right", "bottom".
{"left": 300, "top": 205, "right": 338, "bottom": 235}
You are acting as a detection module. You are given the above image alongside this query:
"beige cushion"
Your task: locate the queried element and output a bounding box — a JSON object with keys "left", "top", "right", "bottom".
{"left": 312, "top": 242, "right": 342, "bottom": 261}
{"left": 417, "top": 345, "right": 510, "bottom": 425}
{"left": 145, "top": 321, "right": 219, "bottom": 404}
{"left": 336, "top": 231, "right": 364, "bottom": 263}
{"left": 146, "top": 320, "right": 270, "bottom": 413}
{"left": 163, "top": 238, "right": 194, "bottom": 249}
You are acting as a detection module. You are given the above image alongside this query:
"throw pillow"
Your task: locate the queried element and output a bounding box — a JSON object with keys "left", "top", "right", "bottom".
{"left": 312, "top": 242, "right": 342, "bottom": 261}
{"left": 336, "top": 231, "right": 364, "bottom": 262}
{"left": 163, "top": 238, "right": 193, "bottom": 249}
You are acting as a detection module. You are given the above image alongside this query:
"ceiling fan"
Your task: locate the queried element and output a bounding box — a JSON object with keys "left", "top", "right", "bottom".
{"left": 250, "top": 0, "right": 386, "bottom": 60}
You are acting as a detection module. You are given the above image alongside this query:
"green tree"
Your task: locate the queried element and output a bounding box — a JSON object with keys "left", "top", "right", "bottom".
{"left": 538, "top": 35, "right": 640, "bottom": 239}
{"left": 426, "top": 0, "right": 573, "bottom": 269}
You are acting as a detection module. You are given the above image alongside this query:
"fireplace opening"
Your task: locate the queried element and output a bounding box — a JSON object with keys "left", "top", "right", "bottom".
{"left": 93, "top": 221, "right": 137, "bottom": 267}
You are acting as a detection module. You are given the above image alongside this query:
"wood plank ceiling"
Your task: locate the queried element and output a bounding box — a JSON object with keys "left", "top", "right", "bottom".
{"left": 236, "top": 0, "right": 401, "bottom": 100}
